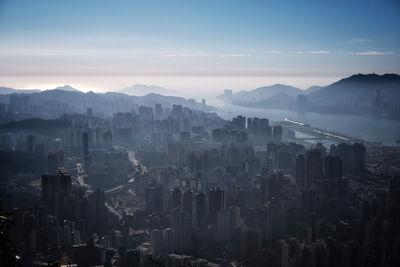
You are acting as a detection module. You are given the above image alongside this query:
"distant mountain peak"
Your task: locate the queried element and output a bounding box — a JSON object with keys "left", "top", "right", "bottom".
{"left": 119, "top": 84, "right": 178, "bottom": 96}
{"left": 54, "top": 85, "right": 80, "bottom": 92}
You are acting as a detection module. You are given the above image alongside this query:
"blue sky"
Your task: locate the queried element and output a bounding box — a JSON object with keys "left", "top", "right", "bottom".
{"left": 0, "top": 0, "right": 399, "bottom": 94}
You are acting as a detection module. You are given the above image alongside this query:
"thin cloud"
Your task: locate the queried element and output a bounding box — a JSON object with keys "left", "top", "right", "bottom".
{"left": 264, "top": 50, "right": 281, "bottom": 54}
{"left": 293, "top": 50, "right": 330, "bottom": 54}
{"left": 348, "top": 51, "right": 394, "bottom": 55}
{"left": 162, "top": 54, "right": 252, "bottom": 57}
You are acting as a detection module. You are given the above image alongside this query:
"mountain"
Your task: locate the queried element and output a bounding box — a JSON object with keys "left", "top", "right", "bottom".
{"left": 119, "top": 84, "right": 178, "bottom": 96}
{"left": 52, "top": 85, "right": 80, "bottom": 92}
{"left": 244, "top": 92, "right": 296, "bottom": 109}
{"left": 0, "top": 87, "right": 41, "bottom": 94}
{"left": 305, "top": 85, "right": 324, "bottom": 94}
{"left": 218, "top": 73, "right": 400, "bottom": 119}
{"left": 307, "top": 73, "right": 400, "bottom": 106}
{"left": 0, "top": 88, "right": 208, "bottom": 119}
{"left": 218, "top": 84, "right": 304, "bottom": 103}
{"left": 0, "top": 84, "right": 80, "bottom": 94}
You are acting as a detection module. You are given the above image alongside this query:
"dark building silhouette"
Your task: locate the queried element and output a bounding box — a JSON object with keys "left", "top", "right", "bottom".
{"left": 145, "top": 185, "right": 163, "bottom": 213}
{"left": 305, "top": 150, "right": 323, "bottom": 188}
{"left": 170, "top": 187, "right": 181, "bottom": 209}
{"left": 296, "top": 154, "right": 306, "bottom": 188}
{"left": 324, "top": 155, "right": 342, "bottom": 179}
{"left": 181, "top": 190, "right": 193, "bottom": 217}
{"left": 41, "top": 167, "right": 72, "bottom": 218}
{"left": 195, "top": 192, "right": 206, "bottom": 228}
{"left": 273, "top": 125, "right": 283, "bottom": 144}
{"left": 208, "top": 187, "right": 225, "bottom": 224}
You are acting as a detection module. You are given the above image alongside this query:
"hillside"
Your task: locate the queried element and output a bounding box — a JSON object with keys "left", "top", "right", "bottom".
{"left": 307, "top": 73, "right": 400, "bottom": 106}
{"left": 218, "top": 84, "right": 303, "bottom": 103}
{"left": 119, "top": 84, "right": 178, "bottom": 96}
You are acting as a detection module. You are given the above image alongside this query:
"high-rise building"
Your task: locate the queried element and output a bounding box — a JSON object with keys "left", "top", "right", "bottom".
{"left": 273, "top": 125, "right": 283, "bottom": 144}
{"left": 217, "top": 209, "right": 232, "bottom": 241}
{"left": 172, "top": 105, "right": 183, "bottom": 118}
{"left": 333, "top": 143, "right": 365, "bottom": 174}
{"left": 145, "top": 185, "right": 163, "bottom": 213}
{"left": 217, "top": 206, "right": 241, "bottom": 241}
{"left": 296, "top": 154, "right": 306, "bottom": 188}
{"left": 41, "top": 167, "right": 72, "bottom": 217}
{"left": 155, "top": 103, "right": 163, "bottom": 119}
{"left": 232, "top": 116, "right": 246, "bottom": 131}
{"left": 195, "top": 192, "right": 206, "bottom": 228}
{"left": 281, "top": 240, "right": 290, "bottom": 267}
{"left": 170, "top": 208, "right": 191, "bottom": 251}
{"left": 162, "top": 227, "right": 175, "bottom": 253}
{"left": 324, "top": 155, "right": 342, "bottom": 179}
{"left": 170, "top": 187, "right": 181, "bottom": 209}
{"left": 208, "top": 188, "right": 225, "bottom": 224}
{"left": 353, "top": 143, "right": 366, "bottom": 172}
{"left": 181, "top": 190, "right": 193, "bottom": 219}
{"left": 150, "top": 229, "right": 162, "bottom": 256}
{"left": 305, "top": 150, "right": 323, "bottom": 188}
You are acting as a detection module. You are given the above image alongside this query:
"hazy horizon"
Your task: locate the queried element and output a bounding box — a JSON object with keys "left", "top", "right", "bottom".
{"left": 3, "top": 72, "right": 397, "bottom": 101}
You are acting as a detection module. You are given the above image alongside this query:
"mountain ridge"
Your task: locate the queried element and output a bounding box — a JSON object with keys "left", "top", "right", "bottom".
{"left": 119, "top": 84, "right": 178, "bottom": 96}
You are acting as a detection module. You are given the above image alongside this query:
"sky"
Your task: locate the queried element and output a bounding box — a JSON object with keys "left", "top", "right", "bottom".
{"left": 0, "top": 0, "right": 399, "bottom": 97}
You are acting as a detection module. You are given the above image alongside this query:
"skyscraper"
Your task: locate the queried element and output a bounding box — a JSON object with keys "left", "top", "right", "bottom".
{"left": 170, "top": 187, "right": 181, "bottom": 209}
{"left": 150, "top": 229, "right": 162, "bottom": 256}
{"left": 208, "top": 187, "right": 225, "bottom": 224}
{"left": 41, "top": 167, "right": 72, "bottom": 217}
{"left": 145, "top": 185, "right": 163, "bottom": 213}
{"left": 195, "top": 192, "right": 206, "bottom": 228}
{"left": 273, "top": 125, "right": 283, "bottom": 144}
{"left": 162, "top": 227, "right": 175, "bottom": 253}
{"left": 296, "top": 154, "right": 306, "bottom": 188}
{"left": 170, "top": 208, "right": 191, "bottom": 251}
{"left": 305, "top": 150, "right": 323, "bottom": 188}
{"left": 155, "top": 103, "right": 162, "bottom": 119}
{"left": 324, "top": 155, "right": 342, "bottom": 180}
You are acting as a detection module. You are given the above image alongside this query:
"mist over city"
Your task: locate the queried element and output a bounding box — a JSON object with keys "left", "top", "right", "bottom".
{"left": 1, "top": 1, "right": 400, "bottom": 267}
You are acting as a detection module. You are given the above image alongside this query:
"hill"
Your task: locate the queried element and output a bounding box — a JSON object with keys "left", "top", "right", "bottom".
{"left": 307, "top": 73, "right": 400, "bottom": 107}
{"left": 218, "top": 84, "right": 303, "bottom": 103}
{"left": 219, "top": 73, "right": 400, "bottom": 119}
{"left": 0, "top": 87, "right": 41, "bottom": 94}
{"left": 119, "top": 84, "right": 178, "bottom": 96}
{"left": 0, "top": 88, "right": 208, "bottom": 119}
{"left": 52, "top": 85, "right": 80, "bottom": 92}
